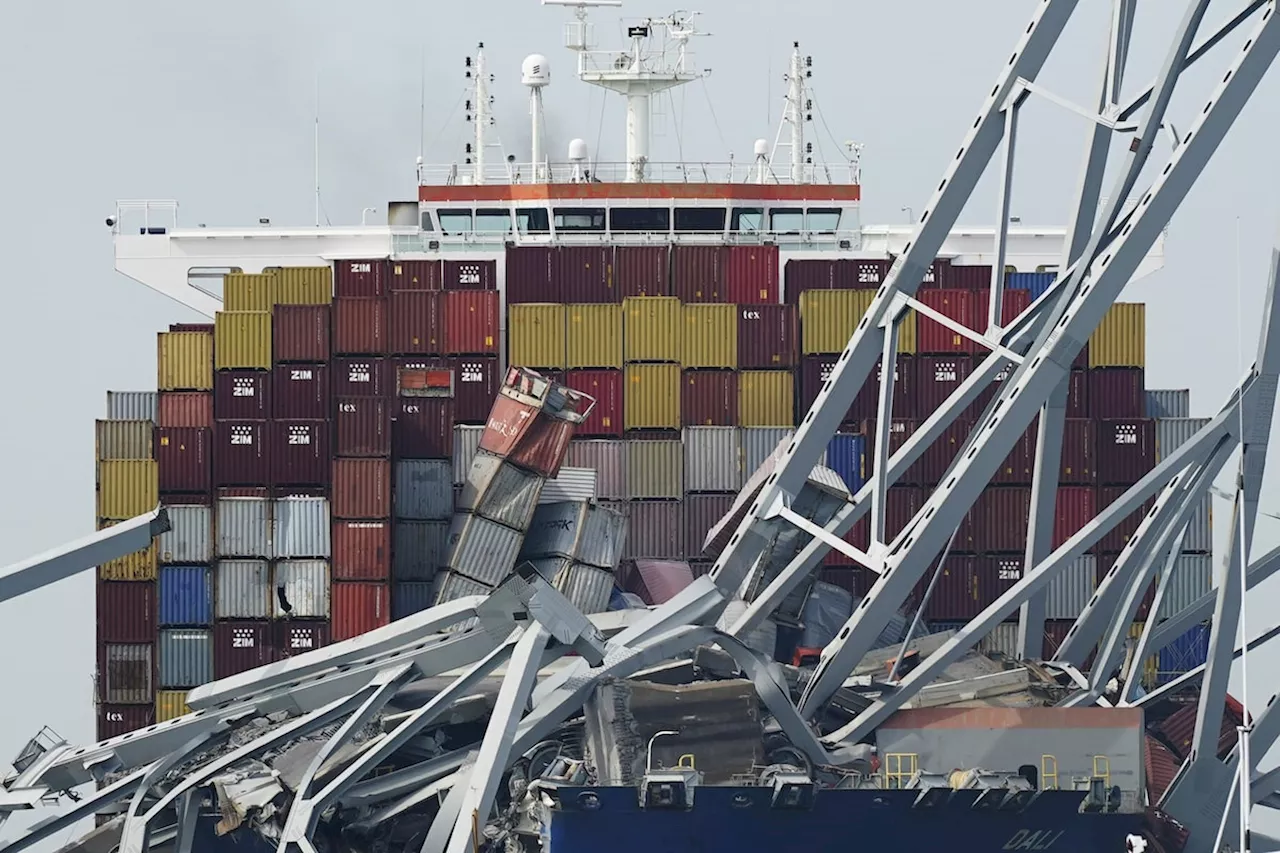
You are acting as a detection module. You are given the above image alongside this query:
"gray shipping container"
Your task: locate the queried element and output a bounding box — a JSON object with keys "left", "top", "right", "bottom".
{"left": 393, "top": 521, "right": 450, "bottom": 581}
{"left": 540, "top": 467, "right": 597, "bottom": 504}
{"left": 1155, "top": 417, "right": 1211, "bottom": 461}
{"left": 565, "top": 440, "right": 627, "bottom": 499}
{"left": 976, "top": 622, "right": 1021, "bottom": 658}
{"left": 107, "top": 391, "right": 158, "bottom": 422}
{"left": 800, "top": 581, "right": 855, "bottom": 648}
{"left": 395, "top": 460, "right": 455, "bottom": 521}
{"left": 457, "top": 452, "right": 544, "bottom": 530}
{"left": 623, "top": 500, "right": 683, "bottom": 559}
{"left": 215, "top": 559, "right": 271, "bottom": 619}
{"left": 444, "top": 513, "right": 523, "bottom": 585}
{"left": 158, "top": 504, "right": 212, "bottom": 564}
{"left": 157, "top": 628, "right": 214, "bottom": 689}
{"left": 96, "top": 420, "right": 155, "bottom": 460}
{"left": 274, "top": 560, "right": 331, "bottom": 618}
{"left": 452, "top": 425, "right": 484, "bottom": 485}
{"left": 1180, "top": 495, "right": 1212, "bottom": 553}
{"left": 741, "top": 428, "right": 795, "bottom": 480}
{"left": 274, "top": 497, "right": 331, "bottom": 558}
{"left": 101, "top": 643, "right": 153, "bottom": 704}
{"left": 683, "top": 427, "right": 741, "bottom": 493}
{"left": 528, "top": 558, "right": 614, "bottom": 614}
{"left": 216, "top": 498, "right": 273, "bottom": 559}
{"left": 519, "top": 501, "right": 628, "bottom": 569}
{"left": 1145, "top": 389, "right": 1191, "bottom": 419}
{"left": 1161, "top": 553, "right": 1214, "bottom": 616}
{"left": 1045, "top": 556, "right": 1097, "bottom": 620}
{"left": 431, "top": 569, "right": 494, "bottom": 605}
{"left": 625, "top": 441, "right": 683, "bottom": 499}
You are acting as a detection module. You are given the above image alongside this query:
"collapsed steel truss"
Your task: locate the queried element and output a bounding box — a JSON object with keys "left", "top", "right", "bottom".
{"left": 5, "top": 2, "right": 1280, "bottom": 851}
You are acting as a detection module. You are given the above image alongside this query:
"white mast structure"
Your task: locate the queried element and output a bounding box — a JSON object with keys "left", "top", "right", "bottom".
{"left": 465, "top": 43, "right": 503, "bottom": 185}
{"left": 522, "top": 53, "right": 551, "bottom": 182}
{"left": 769, "top": 42, "right": 811, "bottom": 184}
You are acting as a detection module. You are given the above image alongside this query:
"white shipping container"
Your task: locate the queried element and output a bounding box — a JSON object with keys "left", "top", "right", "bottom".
{"left": 1145, "top": 389, "right": 1191, "bottom": 419}
{"left": 444, "top": 514, "right": 523, "bottom": 585}
{"left": 1155, "top": 417, "right": 1212, "bottom": 461}
{"left": 520, "top": 501, "right": 627, "bottom": 569}
{"left": 216, "top": 498, "right": 272, "bottom": 559}
{"left": 683, "top": 427, "right": 742, "bottom": 493}
{"left": 564, "top": 441, "right": 627, "bottom": 499}
{"left": 452, "top": 426, "right": 484, "bottom": 485}
{"left": 274, "top": 560, "right": 331, "bottom": 618}
{"left": 274, "top": 497, "right": 331, "bottom": 558}
{"left": 977, "top": 622, "right": 1022, "bottom": 658}
{"left": 740, "top": 428, "right": 794, "bottom": 480}
{"left": 215, "top": 560, "right": 271, "bottom": 619}
{"left": 158, "top": 505, "right": 213, "bottom": 564}
{"left": 1159, "top": 554, "right": 1214, "bottom": 616}
{"left": 540, "top": 468, "right": 597, "bottom": 504}
{"left": 529, "top": 558, "right": 614, "bottom": 614}
{"left": 107, "top": 391, "right": 158, "bottom": 422}
{"left": 1179, "top": 495, "right": 1212, "bottom": 554}
{"left": 457, "top": 453, "right": 544, "bottom": 531}
{"left": 1045, "top": 556, "right": 1097, "bottom": 620}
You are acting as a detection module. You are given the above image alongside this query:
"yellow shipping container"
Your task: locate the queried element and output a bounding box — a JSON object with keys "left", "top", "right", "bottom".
{"left": 1129, "top": 622, "right": 1158, "bottom": 689}
{"left": 157, "top": 331, "right": 213, "bottom": 391}
{"left": 215, "top": 311, "right": 273, "bottom": 370}
{"left": 623, "top": 296, "right": 682, "bottom": 363}
{"left": 1089, "top": 302, "right": 1145, "bottom": 368}
{"left": 95, "top": 420, "right": 154, "bottom": 461}
{"left": 509, "top": 304, "right": 567, "bottom": 369}
{"left": 799, "top": 290, "right": 917, "bottom": 355}
{"left": 270, "top": 266, "right": 333, "bottom": 305}
{"left": 739, "top": 370, "right": 795, "bottom": 427}
{"left": 98, "top": 460, "right": 158, "bottom": 519}
{"left": 624, "top": 363, "right": 681, "bottom": 430}
{"left": 223, "top": 272, "right": 276, "bottom": 312}
{"left": 156, "top": 690, "right": 191, "bottom": 722}
{"left": 567, "top": 304, "right": 623, "bottom": 369}
{"left": 681, "top": 304, "right": 738, "bottom": 368}
{"left": 97, "top": 519, "right": 158, "bottom": 581}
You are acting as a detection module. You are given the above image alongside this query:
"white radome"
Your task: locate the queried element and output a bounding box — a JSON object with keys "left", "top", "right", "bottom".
{"left": 521, "top": 53, "right": 551, "bottom": 87}
{"left": 568, "top": 138, "right": 589, "bottom": 162}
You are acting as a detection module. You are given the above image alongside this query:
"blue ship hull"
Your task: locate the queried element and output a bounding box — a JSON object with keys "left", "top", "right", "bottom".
{"left": 544, "top": 787, "right": 1144, "bottom": 853}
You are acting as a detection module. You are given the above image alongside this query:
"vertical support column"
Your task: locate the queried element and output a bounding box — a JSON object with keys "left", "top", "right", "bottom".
{"left": 871, "top": 310, "right": 902, "bottom": 551}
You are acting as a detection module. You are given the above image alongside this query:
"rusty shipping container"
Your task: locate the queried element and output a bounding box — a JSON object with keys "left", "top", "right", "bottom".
{"left": 624, "top": 500, "right": 683, "bottom": 559}
{"left": 212, "top": 421, "right": 267, "bottom": 487}
{"left": 97, "top": 580, "right": 157, "bottom": 643}
{"left": 684, "top": 493, "right": 734, "bottom": 557}
{"left": 271, "top": 364, "right": 329, "bottom": 420}
{"left": 332, "top": 357, "right": 390, "bottom": 398}
{"left": 332, "top": 458, "right": 391, "bottom": 519}
{"left": 859, "top": 419, "right": 924, "bottom": 486}
{"left": 1059, "top": 417, "right": 1097, "bottom": 484}
{"left": 157, "top": 330, "right": 214, "bottom": 391}
{"left": 724, "top": 245, "right": 780, "bottom": 304}
{"left": 333, "top": 297, "right": 389, "bottom": 355}
{"left": 671, "top": 245, "right": 725, "bottom": 303}
{"left": 273, "top": 304, "right": 331, "bottom": 363}
{"left": 682, "top": 304, "right": 738, "bottom": 369}
{"left": 213, "top": 369, "right": 271, "bottom": 420}
{"left": 975, "top": 487, "right": 1031, "bottom": 553}
{"left": 157, "top": 393, "right": 213, "bottom": 429}
{"left": 624, "top": 363, "right": 681, "bottom": 430}
{"left": 393, "top": 520, "right": 450, "bottom": 581}
{"left": 276, "top": 621, "right": 331, "bottom": 660}
{"left": 561, "top": 369, "right": 622, "bottom": 437}
{"left": 389, "top": 290, "right": 443, "bottom": 355}
{"left": 393, "top": 397, "right": 454, "bottom": 459}
{"left": 270, "top": 421, "right": 330, "bottom": 486}
{"left": 682, "top": 369, "right": 737, "bottom": 426}
{"left": 509, "top": 304, "right": 567, "bottom": 369}
{"left": 738, "top": 370, "right": 794, "bottom": 427}
{"left": 505, "top": 246, "right": 555, "bottom": 303}
{"left": 333, "top": 520, "right": 392, "bottom": 580}
{"left": 1053, "top": 486, "right": 1096, "bottom": 550}
{"left": 443, "top": 259, "right": 496, "bottom": 291}
{"left": 625, "top": 440, "right": 683, "bottom": 499}
{"left": 98, "top": 644, "right": 154, "bottom": 705}
{"left": 915, "top": 355, "right": 972, "bottom": 417}
{"left": 389, "top": 259, "right": 442, "bottom": 291}
{"left": 1088, "top": 367, "right": 1146, "bottom": 419}
{"left": 554, "top": 246, "right": 615, "bottom": 303}
{"left": 154, "top": 427, "right": 211, "bottom": 494}
{"left": 334, "top": 397, "right": 391, "bottom": 457}
{"left": 564, "top": 440, "right": 627, "bottom": 499}
{"left": 1097, "top": 419, "right": 1156, "bottom": 486}
{"left": 213, "top": 621, "right": 272, "bottom": 678}
{"left": 96, "top": 420, "right": 153, "bottom": 460}
{"left": 916, "top": 289, "right": 980, "bottom": 354}
{"left": 98, "top": 704, "right": 155, "bottom": 740}
{"left": 623, "top": 296, "right": 682, "bottom": 363}
{"left": 442, "top": 290, "right": 499, "bottom": 354}
{"left": 614, "top": 246, "right": 670, "bottom": 298}
{"left": 738, "top": 304, "right": 798, "bottom": 370}
{"left": 335, "top": 259, "right": 387, "bottom": 298}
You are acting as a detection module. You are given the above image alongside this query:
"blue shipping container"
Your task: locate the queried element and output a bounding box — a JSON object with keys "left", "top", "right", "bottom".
{"left": 1005, "top": 271, "right": 1058, "bottom": 301}
{"left": 392, "top": 582, "right": 437, "bottom": 620}
{"left": 824, "top": 433, "right": 866, "bottom": 492}
{"left": 1157, "top": 623, "right": 1211, "bottom": 684}
{"left": 158, "top": 566, "right": 213, "bottom": 626}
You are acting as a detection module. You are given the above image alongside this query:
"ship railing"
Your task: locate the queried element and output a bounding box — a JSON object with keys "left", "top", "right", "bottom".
{"left": 112, "top": 200, "right": 179, "bottom": 235}
{"left": 390, "top": 228, "right": 864, "bottom": 255}
{"left": 417, "top": 159, "right": 858, "bottom": 186}
{"left": 576, "top": 48, "right": 701, "bottom": 79}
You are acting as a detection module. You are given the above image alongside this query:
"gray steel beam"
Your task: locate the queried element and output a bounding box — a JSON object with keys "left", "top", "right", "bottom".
{"left": 0, "top": 767, "right": 151, "bottom": 853}
{"left": 1122, "top": 527, "right": 1191, "bottom": 703}
{"left": 1133, "top": 621, "right": 1280, "bottom": 708}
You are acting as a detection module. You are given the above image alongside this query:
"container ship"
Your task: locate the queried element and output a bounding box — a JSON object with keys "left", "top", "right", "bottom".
{"left": 1, "top": 4, "right": 1268, "bottom": 853}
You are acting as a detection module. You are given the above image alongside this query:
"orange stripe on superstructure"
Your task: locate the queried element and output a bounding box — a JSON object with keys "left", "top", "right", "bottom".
{"left": 879, "top": 706, "right": 1143, "bottom": 730}
{"left": 417, "top": 182, "right": 861, "bottom": 203}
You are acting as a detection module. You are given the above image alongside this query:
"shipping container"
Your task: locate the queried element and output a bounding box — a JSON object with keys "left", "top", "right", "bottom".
{"left": 107, "top": 390, "right": 159, "bottom": 422}
{"left": 509, "top": 304, "right": 567, "bottom": 369}
{"left": 215, "top": 560, "right": 271, "bottom": 619}
{"left": 443, "top": 259, "right": 496, "bottom": 291}
{"left": 506, "top": 246, "right": 555, "bottom": 303}
{"left": 98, "top": 522, "right": 158, "bottom": 580}
{"left": 212, "top": 621, "right": 272, "bottom": 678}
{"left": 444, "top": 513, "right": 522, "bottom": 584}
{"left": 213, "top": 312, "right": 271, "bottom": 370}
{"left": 623, "top": 296, "right": 682, "bottom": 363}
{"left": 96, "top": 420, "right": 153, "bottom": 460}
{"left": 211, "top": 421, "right": 266, "bottom": 487}
{"left": 624, "top": 363, "right": 681, "bottom": 430}
{"left": 273, "top": 304, "right": 331, "bottom": 364}
{"left": 159, "top": 566, "right": 212, "bottom": 626}
{"left": 800, "top": 289, "right": 872, "bottom": 355}
{"left": 1046, "top": 556, "right": 1099, "bottom": 620}
{"left": 564, "top": 440, "right": 627, "bottom": 499}
{"left": 99, "top": 644, "right": 154, "bottom": 704}
{"left": 330, "top": 357, "right": 387, "bottom": 398}
{"left": 389, "top": 259, "right": 442, "bottom": 291}
{"left": 1095, "top": 486, "right": 1155, "bottom": 554}
{"left": 1163, "top": 554, "right": 1214, "bottom": 616}
{"left": 564, "top": 303, "right": 623, "bottom": 369}
{"left": 270, "top": 265, "right": 332, "bottom": 305}
{"left": 392, "top": 520, "right": 449, "bottom": 581}
{"left": 274, "top": 561, "right": 331, "bottom": 618}
{"left": 737, "top": 304, "right": 798, "bottom": 370}
{"left": 392, "top": 582, "right": 437, "bottom": 619}
{"left": 98, "top": 460, "right": 158, "bottom": 519}
{"left": 681, "top": 304, "right": 738, "bottom": 369}
{"left": 1060, "top": 418, "right": 1097, "bottom": 484}
{"left": 1090, "top": 302, "right": 1146, "bottom": 367}
{"left": 974, "top": 487, "right": 1031, "bottom": 554}
{"left": 274, "top": 497, "right": 331, "bottom": 558}
{"left": 684, "top": 494, "right": 734, "bottom": 557}
{"left": 542, "top": 467, "right": 597, "bottom": 503}
{"left": 157, "top": 629, "right": 213, "bottom": 689}
{"left": 442, "top": 291, "right": 500, "bottom": 354}
{"left": 671, "top": 245, "right": 725, "bottom": 303}
{"left": 920, "top": 556, "right": 979, "bottom": 620}
{"left": 554, "top": 246, "right": 615, "bottom": 303}
{"left": 1088, "top": 367, "right": 1145, "bottom": 419}
{"left": 1180, "top": 495, "right": 1213, "bottom": 554}
{"left": 333, "top": 297, "right": 389, "bottom": 356}
{"left": 849, "top": 486, "right": 924, "bottom": 551}
{"left": 1097, "top": 419, "right": 1156, "bottom": 486}
{"left": 535, "top": 559, "right": 614, "bottom": 614}
{"left": 1156, "top": 624, "right": 1211, "bottom": 683}
{"left": 157, "top": 331, "right": 214, "bottom": 391}
{"left": 431, "top": 356, "right": 499, "bottom": 424}
{"left": 1053, "top": 486, "right": 1096, "bottom": 550}
{"left": 332, "top": 520, "right": 392, "bottom": 580}
{"left": 625, "top": 440, "right": 684, "bottom": 499}
{"left": 822, "top": 433, "right": 866, "bottom": 493}
{"left": 432, "top": 570, "right": 496, "bottom": 605}
{"left": 1147, "top": 389, "right": 1191, "bottom": 420}
{"left": 275, "top": 621, "right": 331, "bottom": 660}
{"left": 453, "top": 425, "right": 484, "bottom": 484}
{"left": 614, "top": 246, "right": 670, "bottom": 298}
{"left": 388, "top": 290, "right": 443, "bottom": 355}
{"left": 975, "top": 286, "right": 1032, "bottom": 327}
{"left": 332, "top": 458, "right": 391, "bottom": 519}
{"left": 859, "top": 418, "right": 924, "bottom": 486}
{"left": 741, "top": 427, "right": 795, "bottom": 479}
{"left": 783, "top": 259, "right": 834, "bottom": 303}
{"left": 394, "top": 459, "right": 454, "bottom": 520}
{"left": 335, "top": 259, "right": 387, "bottom": 298}
{"left": 1005, "top": 271, "right": 1057, "bottom": 296}
{"left": 916, "top": 289, "right": 980, "bottom": 354}
{"left": 155, "top": 690, "right": 191, "bottom": 723}
{"left": 333, "top": 397, "right": 390, "bottom": 458}
{"left": 224, "top": 272, "right": 274, "bottom": 312}
{"left": 96, "top": 580, "right": 157, "bottom": 643}
{"left": 521, "top": 501, "right": 627, "bottom": 569}
{"left": 556, "top": 369, "right": 620, "bottom": 438}
{"left": 988, "top": 422, "right": 1037, "bottom": 486}
{"left": 268, "top": 364, "right": 327, "bottom": 420}
{"left": 738, "top": 370, "right": 794, "bottom": 427}
{"left": 919, "top": 419, "right": 975, "bottom": 486}
{"left": 457, "top": 452, "right": 545, "bottom": 530}
{"left": 681, "top": 369, "right": 737, "bottom": 426}
{"left": 800, "top": 356, "right": 877, "bottom": 426}
{"left": 157, "top": 392, "right": 213, "bottom": 429}
{"left": 393, "top": 397, "right": 454, "bottom": 459}
{"left": 683, "top": 427, "right": 741, "bottom": 492}
{"left": 915, "top": 355, "right": 973, "bottom": 417}
{"left": 216, "top": 498, "right": 272, "bottom": 558}
{"left": 947, "top": 263, "right": 995, "bottom": 290}
{"left": 724, "top": 245, "right": 780, "bottom": 304}
{"left": 154, "top": 427, "right": 211, "bottom": 494}
{"left": 1156, "top": 417, "right": 1212, "bottom": 462}
{"left": 213, "top": 370, "right": 271, "bottom": 420}
{"left": 623, "top": 500, "right": 683, "bottom": 559}
{"left": 269, "top": 421, "right": 329, "bottom": 487}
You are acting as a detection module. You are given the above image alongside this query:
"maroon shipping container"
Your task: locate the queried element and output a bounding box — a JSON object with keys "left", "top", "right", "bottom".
{"left": 389, "top": 290, "right": 443, "bottom": 355}
{"left": 615, "top": 246, "right": 670, "bottom": 298}
{"left": 333, "top": 297, "right": 389, "bottom": 355}
{"left": 157, "top": 392, "right": 213, "bottom": 428}
{"left": 992, "top": 423, "right": 1037, "bottom": 485}
{"left": 1096, "top": 486, "right": 1155, "bottom": 554}
{"left": 921, "top": 556, "right": 979, "bottom": 620}
{"left": 214, "top": 369, "right": 271, "bottom": 420}
{"left": 332, "top": 357, "right": 391, "bottom": 398}
{"left": 837, "top": 258, "right": 893, "bottom": 290}
{"left": 684, "top": 493, "right": 734, "bottom": 557}
{"left": 506, "top": 246, "right": 555, "bottom": 303}
{"left": 213, "top": 421, "right": 268, "bottom": 487}
{"left": 848, "top": 356, "right": 918, "bottom": 422}
{"left": 334, "top": 397, "right": 391, "bottom": 457}
{"left": 818, "top": 566, "right": 868, "bottom": 598}
{"left": 442, "top": 259, "right": 497, "bottom": 291}
{"left": 1088, "top": 367, "right": 1146, "bottom": 419}
{"left": 915, "top": 355, "right": 973, "bottom": 417}
{"left": 783, "top": 259, "right": 834, "bottom": 304}
{"left": 443, "top": 357, "right": 499, "bottom": 423}
{"left": 724, "top": 245, "right": 780, "bottom": 304}
{"left": 1059, "top": 417, "right": 1097, "bottom": 484}
{"left": 1096, "top": 419, "right": 1156, "bottom": 486}
{"left": 917, "top": 288, "right": 981, "bottom": 353}
{"left": 624, "top": 501, "right": 683, "bottom": 559}
{"left": 273, "top": 305, "right": 331, "bottom": 364}
{"left": 799, "top": 357, "right": 855, "bottom": 425}
{"left": 392, "top": 398, "right": 455, "bottom": 459}
{"left": 818, "top": 524, "right": 864, "bottom": 568}
{"left": 389, "top": 259, "right": 442, "bottom": 291}
{"left": 332, "top": 458, "right": 391, "bottom": 519}
{"left": 332, "top": 520, "right": 392, "bottom": 580}
{"left": 98, "top": 704, "right": 154, "bottom": 740}
{"left": 916, "top": 257, "right": 952, "bottom": 289}
{"left": 155, "top": 426, "right": 212, "bottom": 493}
{"left": 947, "top": 264, "right": 995, "bottom": 290}
{"left": 213, "top": 621, "right": 273, "bottom": 679}
{"left": 1054, "top": 486, "right": 1096, "bottom": 550}
{"left": 671, "top": 245, "right": 725, "bottom": 303}
{"left": 988, "top": 369, "right": 1088, "bottom": 421}
{"left": 442, "top": 291, "right": 500, "bottom": 354}
{"left": 332, "top": 582, "right": 391, "bottom": 641}
{"left": 860, "top": 418, "right": 925, "bottom": 485}
{"left": 272, "top": 364, "right": 329, "bottom": 420}
{"left": 562, "top": 369, "right": 623, "bottom": 437}
{"left": 850, "top": 486, "right": 924, "bottom": 550}
{"left": 162, "top": 491, "right": 211, "bottom": 507}
{"left": 682, "top": 369, "right": 738, "bottom": 426}
{"left": 973, "top": 555, "right": 1025, "bottom": 607}
{"left": 976, "top": 288, "right": 1031, "bottom": 327}
{"left": 335, "top": 259, "right": 388, "bottom": 298}
{"left": 920, "top": 419, "right": 974, "bottom": 485}
{"left": 96, "top": 579, "right": 157, "bottom": 643}
{"left": 270, "top": 421, "right": 330, "bottom": 486}
{"left": 275, "top": 621, "right": 332, "bottom": 660}
{"left": 975, "top": 487, "right": 1031, "bottom": 553}
{"left": 554, "top": 246, "right": 616, "bottom": 303}
{"left": 738, "top": 304, "right": 798, "bottom": 369}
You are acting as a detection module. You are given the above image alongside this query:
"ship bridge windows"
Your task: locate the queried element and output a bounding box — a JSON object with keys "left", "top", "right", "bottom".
{"left": 437, "top": 209, "right": 474, "bottom": 235}
{"left": 674, "top": 207, "right": 726, "bottom": 233}
{"left": 769, "top": 207, "right": 805, "bottom": 234}
{"left": 610, "top": 207, "right": 670, "bottom": 232}
{"left": 807, "top": 208, "right": 842, "bottom": 234}
{"left": 474, "top": 209, "right": 513, "bottom": 234}
{"left": 731, "top": 207, "right": 764, "bottom": 232}
{"left": 554, "top": 207, "right": 606, "bottom": 232}
{"left": 419, "top": 211, "right": 435, "bottom": 231}
{"left": 516, "top": 208, "right": 550, "bottom": 234}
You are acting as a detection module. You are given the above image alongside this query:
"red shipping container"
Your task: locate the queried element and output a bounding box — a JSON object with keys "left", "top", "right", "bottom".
{"left": 1059, "top": 418, "right": 1097, "bottom": 484}
{"left": 274, "top": 621, "right": 332, "bottom": 660}
{"left": 683, "top": 493, "right": 735, "bottom": 557}
{"left": 554, "top": 246, "right": 616, "bottom": 303}
{"left": 389, "top": 290, "right": 443, "bottom": 355}
{"left": 389, "top": 259, "right": 442, "bottom": 291}
{"left": 919, "top": 418, "right": 974, "bottom": 485}
{"left": 1088, "top": 367, "right": 1146, "bottom": 419}
{"left": 335, "top": 397, "right": 391, "bottom": 457}
{"left": 850, "top": 486, "right": 925, "bottom": 550}
{"left": 783, "top": 259, "right": 834, "bottom": 304}
{"left": 158, "top": 392, "right": 213, "bottom": 428}
{"left": 915, "top": 257, "right": 952, "bottom": 289}
{"left": 272, "top": 364, "right": 329, "bottom": 420}
{"left": 98, "top": 704, "right": 154, "bottom": 740}
{"left": 270, "top": 420, "right": 330, "bottom": 487}
{"left": 155, "top": 426, "right": 212, "bottom": 493}
{"left": 975, "top": 287, "right": 1031, "bottom": 327}
{"left": 332, "top": 458, "right": 391, "bottom": 519}
{"left": 213, "top": 421, "right": 268, "bottom": 487}
{"left": 392, "top": 398, "right": 455, "bottom": 459}
{"left": 563, "top": 369, "right": 623, "bottom": 437}
{"left": 975, "top": 486, "right": 1031, "bottom": 553}
{"left": 506, "top": 247, "right": 555, "bottom": 303}
{"left": 671, "top": 245, "right": 725, "bottom": 303}
{"left": 508, "top": 415, "right": 576, "bottom": 479}
{"left": 332, "top": 357, "right": 391, "bottom": 398}
{"left": 948, "top": 264, "right": 995, "bottom": 290}
{"left": 443, "top": 259, "right": 497, "bottom": 291}
{"left": 334, "top": 297, "right": 389, "bottom": 355}
{"left": 332, "top": 520, "right": 392, "bottom": 580}
{"left": 682, "top": 369, "right": 738, "bottom": 426}
{"left": 1054, "top": 486, "right": 1096, "bottom": 550}
{"left": 916, "top": 288, "right": 981, "bottom": 353}
{"left": 921, "top": 556, "right": 979, "bottom": 620}
{"left": 442, "top": 291, "right": 500, "bottom": 354}
{"left": 214, "top": 369, "right": 271, "bottom": 420}
{"left": 860, "top": 418, "right": 925, "bottom": 486}
{"left": 836, "top": 258, "right": 894, "bottom": 290}
{"left": 915, "top": 354, "right": 973, "bottom": 417}
{"left": 479, "top": 393, "right": 541, "bottom": 458}
{"left": 992, "top": 422, "right": 1037, "bottom": 485}
{"left": 1096, "top": 486, "right": 1155, "bottom": 554}
{"left": 848, "top": 356, "right": 918, "bottom": 422}
{"left": 335, "top": 259, "right": 388, "bottom": 298}
{"left": 96, "top": 579, "right": 156, "bottom": 643}
{"left": 213, "top": 621, "right": 273, "bottom": 679}
{"left": 724, "top": 245, "right": 780, "bottom": 304}
{"left": 273, "top": 304, "right": 331, "bottom": 364}
{"left": 615, "top": 246, "right": 670, "bottom": 298}
{"left": 738, "top": 304, "right": 798, "bottom": 369}
{"left": 332, "top": 582, "right": 391, "bottom": 641}
{"left": 1097, "top": 419, "right": 1156, "bottom": 486}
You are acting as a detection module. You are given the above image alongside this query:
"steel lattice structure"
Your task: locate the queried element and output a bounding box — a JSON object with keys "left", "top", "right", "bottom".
{"left": 5, "top": 1, "right": 1280, "bottom": 851}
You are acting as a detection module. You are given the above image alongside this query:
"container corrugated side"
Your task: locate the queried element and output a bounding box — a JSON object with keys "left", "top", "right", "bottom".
{"left": 107, "top": 391, "right": 158, "bottom": 421}
{"left": 214, "top": 311, "right": 273, "bottom": 370}
{"left": 213, "top": 621, "right": 273, "bottom": 678}
{"left": 566, "top": 304, "right": 624, "bottom": 369}
{"left": 623, "top": 296, "right": 682, "bottom": 363}
{"left": 271, "top": 266, "right": 332, "bottom": 305}
{"left": 520, "top": 501, "right": 628, "bottom": 569}
{"left": 331, "top": 458, "right": 392, "bottom": 520}
{"left": 101, "top": 643, "right": 154, "bottom": 704}
{"left": 157, "top": 504, "right": 212, "bottom": 564}
{"left": 565, "top": 440, "right": 627, "bottom": 499}
{"left": 741, "top": 428, "right": 794, "bottom": 479}
{"left": 394, "top": 460, "right": 454, "bottom": 521}
{"left": 1146, "top": 389, "right": 1191, "bottom": 419}
{"left": 224, "top": 272, "right": 275, "bottom": 311}
{"left": 216, "top": 498, "right": 272, "bottom": 558}
{"left": 624, "top": 441, "right": 683, "bottom": 499}
{"left": 624, "top": 363, "right": 681, "bottom": 430}
{"left": 508, "top": 304, "right": 567, "bottom": 369}
{"left": 1156, "top": 417, "right": 1212, "bottom": 461}
{"left": 97, "top": 460, "right": 158, "bottom": 519}
{"left": 1162, "top": 554, "right": 1214, "bottom": 616}
{"left": 684, "top": 493, "right": 733, "bottom": 557}
{"left": 534, "top": 560, "right": 614, "bottom": 614}
{"left": 444, "top": 514, "right": 523, "bottom": 585}
{"left": 158, "top": 629, "right": 214, "bottom": 689}
{"left": 155, "top": 690, "right": 191, "bottom": 722}
{"left": 274, "top": 560, "right": 332, "bottom": 618}
{"left": 393, "top": 520, "right": 450, "bottom": 581}
{"left": 159, "top": 565, "right": 213, "bottom": 626}
{"left": 614, "top": 246, "right": 670, "bottom": 298}
{"left": 1180, "top": 495, "right": 1212, "bottom": 554}
{"left": 1089, "top": 302, "right": 1146, "bottom": 367}
{"left": 215, "top": 560, "right": 271, "bottom": 619}
{"left": 800, "top": 289, "right": 871, "bottom": 355}
{"left": 738, "top": 371, "right": 795, "bottom": 427}
{"left": 453, "top": 426, "right": 484, "bottom": 484}
{"left": 1157, "top": 625, "right": 1210, "bottom": 682}
{"left": 96, "top": 580, "right": 157, "bottom": 642}
{"left": 623, "top": 501, "right": 683, "bottom": 559}
{"left": 332, "top": 582, "right": 391, "bottom": 641}
{"left": 98, "top": 521, "right": 158, "bottom": 581}
{"left": 541, "top": 468, "right": 597, "bottom": 503}
{"left": 392, "top": 582, "right": 437, "bottom": 620}
{"left": 682, "top": 427, "right": 741, "bottom": 492}
{"left": 333, "top": 520, "right": 392, "bottom": 580}
{"left": 457, "top": 452, "right": 545, "bottom": 530}
{"left": 1045, "top": 556, "right": 1097, "bottom": 619}
{"left": 274, "top": 497, "right": 331, "bottom": 558}
{"left": 157, "top": 392, "right": 213, "bottom": 428}
{"left": 681, "top": 304, "right": 737, "bottom": 369}
{"left": 96, "top": 420, "right": 154, "bottom": 460}
{"left": 157, "top": 332, "right": 213, "bottom": 391}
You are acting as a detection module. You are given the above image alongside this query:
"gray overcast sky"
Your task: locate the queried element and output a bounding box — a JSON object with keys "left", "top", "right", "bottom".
{"left": 2, "top": 0, "right": 1279, "bottom": 844}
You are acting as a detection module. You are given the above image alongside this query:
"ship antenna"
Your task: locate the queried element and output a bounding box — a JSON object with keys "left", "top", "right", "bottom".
{"left": 314, "top": 70, "right": 320, "bottom": 227}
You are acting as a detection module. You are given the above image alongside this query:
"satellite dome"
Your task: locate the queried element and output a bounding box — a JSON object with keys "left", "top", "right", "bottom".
{"left": 753, "top": 138, "right": 769, "bottom": 157}
{"left": 568, "top": 139, "right": 589, "bottom": 162}
{"left": 522, "top": 54, "right": 551, "bottom": 87}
